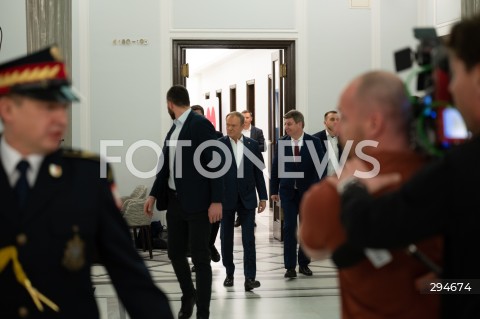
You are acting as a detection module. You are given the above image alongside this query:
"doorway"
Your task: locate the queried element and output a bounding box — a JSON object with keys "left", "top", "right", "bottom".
{"left": 172, "top": 40, "right": 295, "bottom": 241}
{"left": 246, "top": 79, "right": 255, "bottom": 126}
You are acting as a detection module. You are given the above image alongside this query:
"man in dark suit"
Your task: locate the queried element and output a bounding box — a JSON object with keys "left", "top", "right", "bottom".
{"left": 219, "top": 112, "right": 268, "bottom": 291}
{"left": 235, "top": 110, "right": 266, "bottom": 227}
{"left": 145, "top": 86, "right": 223, "bottom": 319}
{"left": 190, "top": 105, "right": 222, "bottom": 267}
{"left": 270, "top": 110, "right": 324, "bottom": 278}
{"left": 312, "top": 110, "right": 342, "bottom": 178}
{"left": 241, "top": 110, "right": 265, "bottom": 152}
{"left": 0, "top": 47, "right": 173, "bottom": 319}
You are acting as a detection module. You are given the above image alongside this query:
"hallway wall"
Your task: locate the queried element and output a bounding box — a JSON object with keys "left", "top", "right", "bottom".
{"left": 0, "top": 0, "right": 27, "bottom": 132}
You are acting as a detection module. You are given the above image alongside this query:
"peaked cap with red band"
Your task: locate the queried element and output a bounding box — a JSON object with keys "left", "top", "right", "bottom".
{"left": 0, "top": 46, "right": 79, "bottom": 103}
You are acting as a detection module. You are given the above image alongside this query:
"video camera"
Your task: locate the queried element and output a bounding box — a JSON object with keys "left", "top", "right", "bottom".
{"left": 394, "top": 27, "right": 469, "bottom": 156}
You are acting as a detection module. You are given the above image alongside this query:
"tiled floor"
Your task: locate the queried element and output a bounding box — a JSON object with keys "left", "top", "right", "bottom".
{"left": 92, "top": 209, "right": 340, "bottom": 319}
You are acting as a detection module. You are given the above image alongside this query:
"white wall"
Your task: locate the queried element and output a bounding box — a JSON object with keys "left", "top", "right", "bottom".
{"left": 305, "top": 1, "right": 372, "bottom": 133}
{"left": 73, "top": 0, "right": 165, "bottom": 197}
{"left": 0, "top": 0, "right": 27, "bottom": 132}
{"left": 0, "top": 0, "right": 27, "bottom": 63}
{"left": 171, "top": 0, "right": 296, "bottom": 30}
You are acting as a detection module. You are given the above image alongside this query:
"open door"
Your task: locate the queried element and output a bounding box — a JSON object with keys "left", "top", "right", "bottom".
{"left": 270, "top": 50, "right": 285, "bottom": 242}
{"left": 173, "top": 40, "right": 295, "bottom": 242}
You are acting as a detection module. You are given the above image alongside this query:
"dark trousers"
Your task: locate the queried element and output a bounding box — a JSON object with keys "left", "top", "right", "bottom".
{"left": 220, "top": 196, "right": 257, "bottom": 279}
{"left": 281, "top": 189, "right": 310, "bottom": 269}
{"left": 209, "top": 221, "right": 220, "bottom": 247}
{"left": 166, "top": 190, "right": 212, "bottom": 318}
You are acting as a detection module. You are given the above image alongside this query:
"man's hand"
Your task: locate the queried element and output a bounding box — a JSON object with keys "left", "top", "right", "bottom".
{"left": 302, "top": 245, "right": 332, "bottom": 261}
{"left": 258, "top": 200, "right": 266, "bottom": 213}
{"left": 143, "top": 196, "right": 156, "bottom": 217}
{"left": 271, "top": 195, "right": 280, "bottom": 202}
{"left": 326, "top": 158, "right": 401, "bottom": 194}
{"left": 298, "top": 226, "right": 331, "bottom": 260}
{"left": 208, "top": 202, "right": 222, "bottom": 223}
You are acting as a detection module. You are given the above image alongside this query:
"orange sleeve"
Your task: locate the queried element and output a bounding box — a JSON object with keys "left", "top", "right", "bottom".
{"left": 299, "top": 181, "right": 347, "bottom": 252}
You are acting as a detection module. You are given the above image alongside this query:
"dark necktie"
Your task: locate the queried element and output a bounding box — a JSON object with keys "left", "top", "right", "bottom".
{"left": 294, "top": 140, "right": 300, "bottom": 157}
{"left": 15, "top": 160, "right": 30, "bottom": 209}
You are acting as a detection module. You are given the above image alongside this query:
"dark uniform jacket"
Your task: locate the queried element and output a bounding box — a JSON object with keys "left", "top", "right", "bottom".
{"left": 0, "top": 145, "right": 173, "bottom": 319}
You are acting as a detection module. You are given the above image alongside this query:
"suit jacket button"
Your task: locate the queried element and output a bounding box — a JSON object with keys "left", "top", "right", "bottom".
{"left": 18, "top": 306, "right": 29, "bottom": 318}
{"left": 16, "top": 233, "right": 28, "bottom": 246}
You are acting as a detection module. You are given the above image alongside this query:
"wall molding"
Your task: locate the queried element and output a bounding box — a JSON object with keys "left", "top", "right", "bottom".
{"left": 75, "top": 0, "right": 91, "bottom": 150}
{"left": 370, "top": 0, "right": 381, "bottom": 68}
{"left": 169, "top": 28, "right": 299, "bottom": 34}
{"left": 433, "top": 0, "right": 461, "bottom": 36}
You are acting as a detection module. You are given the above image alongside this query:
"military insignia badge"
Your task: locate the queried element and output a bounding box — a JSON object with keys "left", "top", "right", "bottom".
{"left": 49, "top": 164, "right": 62, "bottom": 178}
{"left": 62, "top": 225, "right": 85, "bottom": 271}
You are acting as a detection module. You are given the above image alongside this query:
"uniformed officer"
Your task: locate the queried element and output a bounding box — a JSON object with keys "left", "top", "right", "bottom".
{"left": 0, "top": 46, "right": 173, "bottom": 318}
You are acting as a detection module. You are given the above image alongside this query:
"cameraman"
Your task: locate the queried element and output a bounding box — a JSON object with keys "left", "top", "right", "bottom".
{"left": 330, "top": 14, "right": 480, "bottom": 319}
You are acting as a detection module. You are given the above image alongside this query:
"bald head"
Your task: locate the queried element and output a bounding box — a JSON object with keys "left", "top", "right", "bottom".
{"left": 356, "top": 71, "right": 411, "bottom": 134}
{"left": 338, "top": 71, "right": 412, "bottom": 152}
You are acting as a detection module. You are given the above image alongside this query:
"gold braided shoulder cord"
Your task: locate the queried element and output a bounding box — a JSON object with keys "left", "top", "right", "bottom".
{"left": 0, "top": 246, "right": 59, "bottom": 312}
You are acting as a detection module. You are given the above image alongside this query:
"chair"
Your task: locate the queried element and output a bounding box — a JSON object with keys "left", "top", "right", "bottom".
{"left": 120, "top": 185, "right": 147, "bottom": 213}
{"left": 121, "top": 185, "right": 153, "bottom": 259}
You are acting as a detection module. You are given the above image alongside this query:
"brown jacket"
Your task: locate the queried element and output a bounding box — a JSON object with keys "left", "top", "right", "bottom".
{"left": 300, "top": 150, "right": 443, "bottom": 319}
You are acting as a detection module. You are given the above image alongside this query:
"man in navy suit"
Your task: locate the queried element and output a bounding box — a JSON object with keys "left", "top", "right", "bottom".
{"left": 312, "top": 110, "right": 342, "bottom": 178}
{"left": 235, "top": 110, "right": 266, "bottom": 228}
{"left": 270, "top": 110, "right": 324, "bottom": 278}
{"left": 219, "top": 112, "right": 268, "bottom": 291}
{"left": 145, "top": 85, "right": 223, "bottom": 319}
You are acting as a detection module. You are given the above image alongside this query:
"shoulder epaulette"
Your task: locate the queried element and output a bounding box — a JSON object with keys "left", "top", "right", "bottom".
{"left": 62, "top": 148, "right": 100, "bottom": 162}
{"left": 62, "top": 148, "right": 114, "bottom": 182}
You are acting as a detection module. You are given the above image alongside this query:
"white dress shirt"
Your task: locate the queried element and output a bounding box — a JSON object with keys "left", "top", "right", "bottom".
{"left": 326, "top": 131, "right": 339, "bottom": 176}
{"left": 290, "top": 132, "right": 304, "bottom": 162}
{"left": 242, "top": 125, "right": 251, "bottom": 138}
{"left": 229, "top": 135, "right": 244, "bottom": 169}
{"left": 0, "top": 136, "right": 44, "bottom": 187}
{"left": 168, "top": 108, "right": 191, "bottom": 190}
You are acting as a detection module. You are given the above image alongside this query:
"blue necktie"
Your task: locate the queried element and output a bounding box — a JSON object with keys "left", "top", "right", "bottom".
{"left": 15, "top": 160, "right": 30, "bottom": 209}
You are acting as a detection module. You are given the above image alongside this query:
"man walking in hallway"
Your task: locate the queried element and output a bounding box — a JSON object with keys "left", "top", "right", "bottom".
{"left": 190, "top": 104, "right": 222, "bottom": 269}
{"left": 313, "top": 110, "right": 342, "bottom": 178}
{"left": 235, "top": 110, "right": 266, "bottom": 228}
{"left": 270, "top": 110, "right": 324, "bottom": 278}
{"left": 145, "top": 85, "right": 223, "bottom": 319}
{"left": 219, "top": 111, "right": 268, "bottom": 291}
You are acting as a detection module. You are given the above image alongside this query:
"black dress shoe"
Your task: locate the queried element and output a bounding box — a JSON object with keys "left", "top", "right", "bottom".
{"left": 244, "top": 278, "right": 261, "bottom": 291}
{"left": 299, "top": 265, "right": 313, "bottom": 276}
{"left": 234, "top": 217, "right": 241, "bottom": 227}
{"left": 191, "top": 265, "right": 195, "bottom": 273}
{"left": 211, "top": 245, "right": 221, "bottom": 262}
{"left": 178, "top": 291, "right": 196, "bottom": 319}
{"left": 223, "top": 276, "right": 234, "bottom": 287}
{"left": 284, "top": 268, "right": 297, "bottom": 278}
